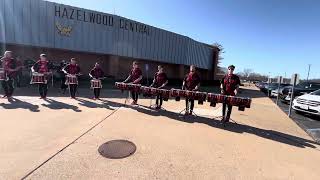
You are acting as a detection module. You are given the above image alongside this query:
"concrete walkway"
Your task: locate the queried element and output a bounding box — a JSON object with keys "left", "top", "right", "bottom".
{"left": 0, "top": 86, "right": 319, "bottom": 179}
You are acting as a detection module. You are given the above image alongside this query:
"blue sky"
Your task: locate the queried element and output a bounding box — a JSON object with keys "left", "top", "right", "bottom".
{"left": 48, "top": 0, "right": 320, "bottom": 79}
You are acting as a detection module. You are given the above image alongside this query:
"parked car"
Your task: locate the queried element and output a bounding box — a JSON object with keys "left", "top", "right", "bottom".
{"left": 292, "top": 89, "right": 320, "bottom": 116}
{"left": 280, "top": 82, "right": 320, "bottom": 103}
{"left": 257, "top": 82, "right": 268, "bottom": 89}
{"left": 269, "top": 83, "right": 291, "bottom": 97}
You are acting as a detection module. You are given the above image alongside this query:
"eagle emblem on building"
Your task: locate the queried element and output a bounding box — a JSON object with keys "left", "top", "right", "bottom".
{"left": 55, "top": 22, "right": 73, "bottom": 36}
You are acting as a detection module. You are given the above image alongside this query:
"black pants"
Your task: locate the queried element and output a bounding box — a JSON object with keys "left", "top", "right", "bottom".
{"left": 15, "top": 71, "right": 22, "bottom": 87}
{"left": 69, "top": 84, "right": 78, "bottom": 98}
{"left": 1, "top": 79, "right": 14, "bottom": 97}
{"left": 156, "top": 94, "right": 163, "bottom": 107}
{"left": 94, "top": 88, "right": 101, "bottom": 98}
{"left": 131, "top": 91, "right": 139, "bottom": 102}
{"left": 61, "top": 76, "right": 68, "bottom": 90}
{"left": 222, "top": 103, "right": 233, "bottom": 121}
{"left": 185, "top": 98, "right": 195, "bottom": 112}
{"left": 38, "top": 83, "right": 48, "bottom": 98}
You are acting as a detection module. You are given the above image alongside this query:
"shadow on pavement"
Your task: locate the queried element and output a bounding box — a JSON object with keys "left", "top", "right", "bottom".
{"left": 0, "top": 98, "right": 40, "bottom": 112}
{"left": 42, "top": 98, "right": 82, "bottom": 112}
{"left": 77, "top": 98, "right": 121, "bottom": 110}
{"left": 127, "top": 104, "right": 319, "bottom": 149}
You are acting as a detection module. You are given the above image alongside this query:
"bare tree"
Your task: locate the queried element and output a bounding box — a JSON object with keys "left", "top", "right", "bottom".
{"left": 242, "top": 68, "right": 253, "bottom": 80}
{"left": 212, "top": 42, "right": 225, "bottom": 76}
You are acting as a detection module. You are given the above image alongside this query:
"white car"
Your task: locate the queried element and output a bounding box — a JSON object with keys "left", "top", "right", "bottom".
{"left": 292, "top": 89, "right": 320, "bottom": 116}
{"left": 271, "top": 90, "right": 279, "bottom": 97}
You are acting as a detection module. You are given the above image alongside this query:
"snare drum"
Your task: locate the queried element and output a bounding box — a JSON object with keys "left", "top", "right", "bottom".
{"left": 0, "top": 68, "right": 5, "bottom": 81}
{"left": 30, "top": 72, "right": 46, "bottom": 84}
{"left": 65, "top": 75, "right": 78, "bottom": 85}
{"left": 91, "top": 79, "right": 102, "bottom": 89}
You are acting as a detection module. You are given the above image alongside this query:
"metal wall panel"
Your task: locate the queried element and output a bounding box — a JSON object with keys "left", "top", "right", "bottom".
{"left": 131, "top": 22, "right": 138, "bottom": 58}
{"left": 141, "top": 30, "right": 147, "bottom": 60}
{"left": 30, "top": 0, "right": 40, "bottom": 46}
{"left": 13, "top": 0, "right": 23, "bottom": 44}
{"left": 144, "top": 26, "right": 151, "bottom": 60}
{"left": 21, "top": 0, "right": 31, "bottom": 45}
{"left": 154, "top": 28, "right": 159, "bottom": 61}
{"left": 4, "top": 0, "right": 14, "bottom": 43}
{"left": 111, "top": 16, "right": 119, "bottom": 55}
{"left": 159, "top": 28, "right": 165, "bottom": 62}
{"left": 169, "top": 32, "right": 174, "bottom": 62}
{"left": 126, "top": 21, "right": 133, "bottom": 58}
{"left": 0, "top": 0, "right": 4, "bottom": 44}
{"left": 0, "top": 0, "right": 213, "bottom": 69}
{"left": 38, "top": 0, "right": 47, "bottom": 47}
{"left": 46, "top": 1, "right": 55, "bottom": 48}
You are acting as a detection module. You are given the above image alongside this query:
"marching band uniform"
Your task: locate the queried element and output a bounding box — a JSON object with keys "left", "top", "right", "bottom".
{"left": 89, "top": 66, "right": 104, "bottom": 99}
{"left": 63, "top": 63, "right": 81, "bottom": 99}
{"left": 124, "top": 62, "right": 142, "bottom": 105}
{"left": 183, "top": 67, "right": 200, "bottom": 115}
{"left": 32, "top": 59, "right": 52, "bottom": 99}
{"left": 1, "top": 56, "right": 18, "bottom": 98}
{"left": 15, "top": 57, "right": 23, "bottom": 88}
{"left": 151, "top": 70, "right": 168, "bottom": 109}
{"left": 220, "top": 65, "right": 240, "bottom": 123}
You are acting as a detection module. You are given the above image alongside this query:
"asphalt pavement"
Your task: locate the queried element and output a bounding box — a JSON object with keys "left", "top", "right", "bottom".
{"left": 270, "top": 96, "right": 320, "bottom": 143}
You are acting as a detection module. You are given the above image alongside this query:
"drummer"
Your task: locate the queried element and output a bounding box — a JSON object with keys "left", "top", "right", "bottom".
{"left": 220, "top": 65, "right": 240, "bottom": 125}
{"left": 123, "top": 61, "right": 142, "bottom": 105}
{"left": 62, "top": 58, "right": 81, "bottom": 99}
{"left": 182, "top": 65, "right": 200, "bottom": 115}
{"left": 1, "top": 51, "right": 20, "bottom": 99}
{"left": 89, "top": 62, "right": 104, "bottom": 100}
{"left": 150, "top": 65, "right": 168, "bottom": 109}
{"left": 31, "top": 54, "right": 52, "bottom": 99}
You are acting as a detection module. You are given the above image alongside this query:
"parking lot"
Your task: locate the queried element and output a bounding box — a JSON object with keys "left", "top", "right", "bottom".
{"left": 270, "top": 95, "right": 320, "bottom": 143}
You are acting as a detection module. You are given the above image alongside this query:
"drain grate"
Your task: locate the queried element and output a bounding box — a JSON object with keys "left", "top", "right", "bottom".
{"left": 98, "top": 140, "right": 136, "bottom": 159}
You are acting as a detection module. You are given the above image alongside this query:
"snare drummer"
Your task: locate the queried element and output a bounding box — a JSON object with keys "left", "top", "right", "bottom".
{"left": 89, "top": 62, "right": 104, "bottom": 100}
{"left": 63, "top": 58, "right": 81, "bottom": 99}
{"left": 182, "top": 65, "right": 200, "bottom": 115}
{"left": 31, "top": 54, "right": 52, "bottom": 99}
{"left": 1, "top": 51, "right": 20, "bottom": 99}
{"left": 150, "top": 65, "right": 168, "bottom": 109}
{"left": 220, "top": 65, "right": 240, "bottom": 124}
{"left": 123, "top": 61, "right": 142, "bottom": 105}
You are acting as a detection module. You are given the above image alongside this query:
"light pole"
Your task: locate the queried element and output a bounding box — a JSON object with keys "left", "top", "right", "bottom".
{"left": 307, "top": 64, "right": 311, "bottom": 82}
{"left": 268, "top": 72, "right": 271, "bottom": 97}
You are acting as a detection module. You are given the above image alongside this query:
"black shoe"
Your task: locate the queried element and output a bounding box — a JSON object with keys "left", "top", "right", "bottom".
{"left": 225, "top": 117, "right": 230, "bottom": 123}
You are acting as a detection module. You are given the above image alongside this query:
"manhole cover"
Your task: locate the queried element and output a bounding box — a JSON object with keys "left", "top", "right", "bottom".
{"left": 98, "top": 140, "right": 136, "bottom": 159}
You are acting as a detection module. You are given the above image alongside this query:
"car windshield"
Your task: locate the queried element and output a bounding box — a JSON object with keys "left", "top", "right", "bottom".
{"left": 296, "top": 82, "right": 309, "bottom": 88}
{"left": 296, "top": 82, "right": 320, "bottom": 88}
{"left": 310, "top": 89, "right": 320, "bottom": 95}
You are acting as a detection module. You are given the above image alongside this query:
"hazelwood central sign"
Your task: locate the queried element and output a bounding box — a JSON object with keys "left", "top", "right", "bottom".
{"left": 55, "top": 5, "right": 151, "bottom": 36}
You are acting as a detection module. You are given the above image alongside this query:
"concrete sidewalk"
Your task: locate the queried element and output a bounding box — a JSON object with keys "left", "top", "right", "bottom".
{"left": 0, "top": 86, "right": 319, "bottom": 179}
